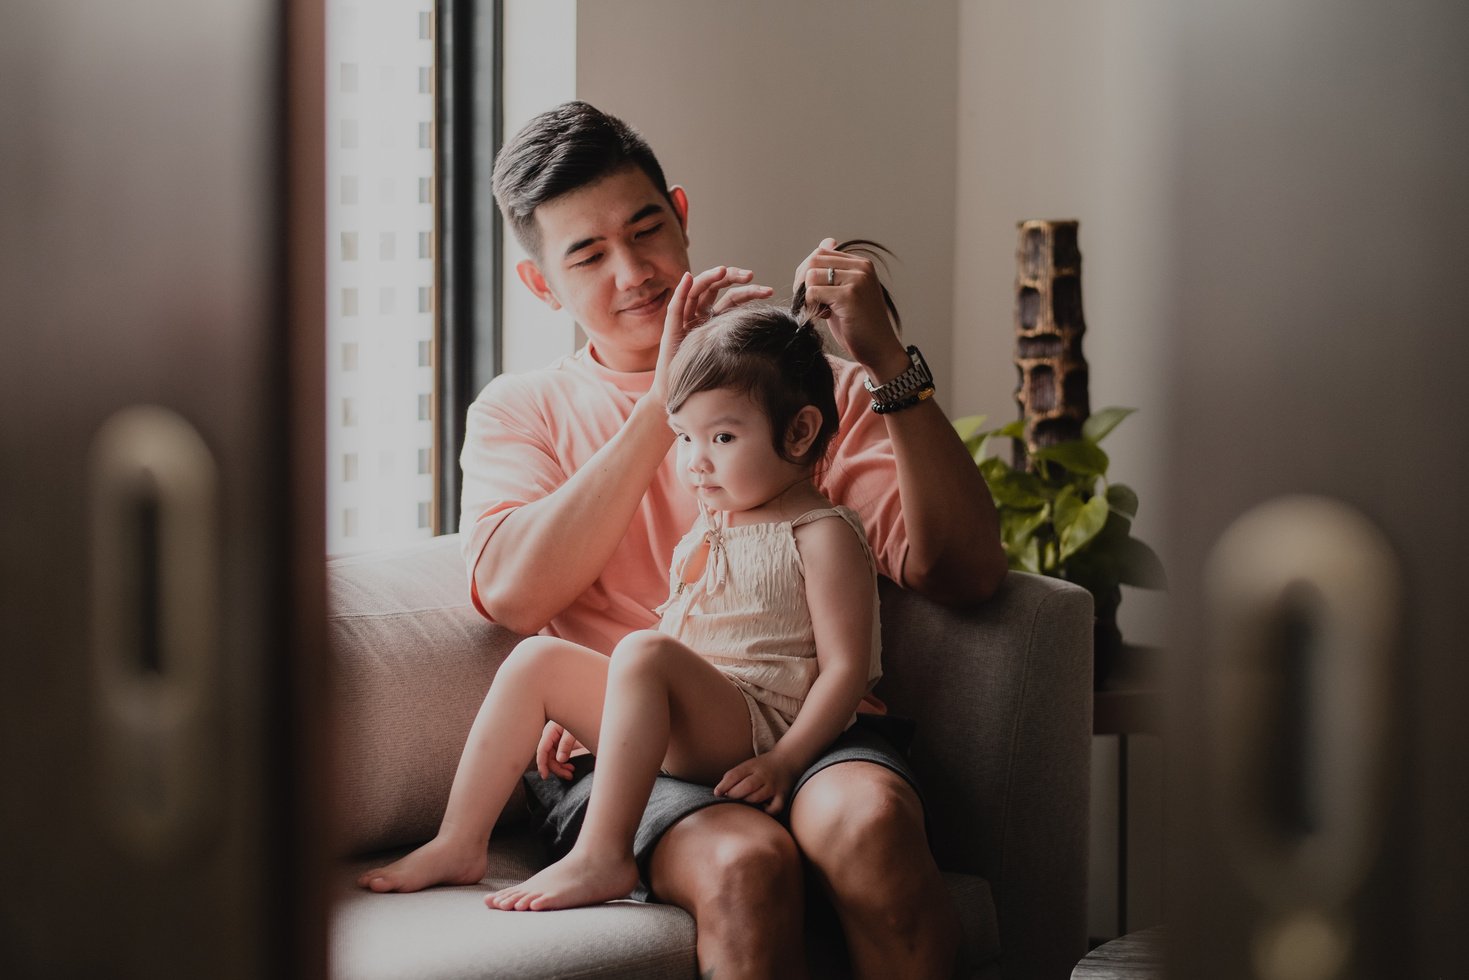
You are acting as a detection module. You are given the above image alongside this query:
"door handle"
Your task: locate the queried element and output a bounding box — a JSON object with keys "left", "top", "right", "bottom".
{"left": 1204, "top": 495, "right": 1401, "bottom": 978}
{"left": 89, "top": 405, "right": 220, "bottom": 857}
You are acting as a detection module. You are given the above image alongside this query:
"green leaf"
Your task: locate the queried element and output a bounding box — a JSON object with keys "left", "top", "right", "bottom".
{"left": 1001, "top": 505, "right": 1049, "bottom": 550}
{"left": 1082, "top": 407, "right": 1136, "bottom": 444}
{"left": 980, "top": 457, "right": 1049, "bottom": 509}
{"left": 1051, "top": 485, "right": 1080, "bottom": 531}
{"left": 997, "top": 418, "right": 1027, "bottom": 440}
{"left": 1115, "top": 536, "right": 1168, "bottom": 589}
{"left": 1031, "top": 440, "right": 1110, "bottom": 478}
{"left": 1106, "top": 483, "right": 1139, "bottom": 520}
{"left": 953, "top": 415, "right": 988, "bottom": 439}
{"left": 1008, "top": 536, "right": 1041, "bottom": 574}
{"left": 953, "top": 415, "right": 989, "bottom": 459}
{"left": 1060, "top": 494, "right": 1110, "bottom": 561}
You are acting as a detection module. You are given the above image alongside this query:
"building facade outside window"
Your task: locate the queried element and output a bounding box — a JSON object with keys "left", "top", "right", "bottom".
{"left": 325, "top": 1, "right": 437, "bottom": 554}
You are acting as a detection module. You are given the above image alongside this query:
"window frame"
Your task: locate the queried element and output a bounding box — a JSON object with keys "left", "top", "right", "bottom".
{"left": 434, "top": 0, "right": 503, "bottom": 535}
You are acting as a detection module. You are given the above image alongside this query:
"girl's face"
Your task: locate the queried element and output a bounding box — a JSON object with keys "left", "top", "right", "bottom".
{"left": 668, "top": 387, "right": 812, "bottom": 514}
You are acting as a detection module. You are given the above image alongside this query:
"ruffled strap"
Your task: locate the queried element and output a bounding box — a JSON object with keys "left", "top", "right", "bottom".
{"left": 703, "top": 508, "right": 730, "bottom": 599}
{"left": 791, "top": 506, "right": 876, "bottom": 567}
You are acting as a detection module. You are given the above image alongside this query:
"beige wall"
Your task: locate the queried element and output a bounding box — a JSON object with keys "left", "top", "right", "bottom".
{"left": 500, "top": 0, "right": 579, "bottom": 374}
{"left": 575, "top": 0, "right": 960, "bottom": 409}
{"left": 954, "top": 0, "right": 1173, "bottom": 650}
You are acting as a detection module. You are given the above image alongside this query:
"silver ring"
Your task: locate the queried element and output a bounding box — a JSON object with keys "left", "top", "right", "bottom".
{"left": 826, "top": 267, "right": 836, "bottom": 286}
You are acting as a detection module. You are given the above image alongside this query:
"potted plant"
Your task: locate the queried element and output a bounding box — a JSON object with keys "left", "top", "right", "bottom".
{"left": 955, "top": 407, "right": 1166, "bottom": 686}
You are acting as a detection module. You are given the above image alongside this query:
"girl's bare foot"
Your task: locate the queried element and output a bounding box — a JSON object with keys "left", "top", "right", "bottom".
{"left": 357, "top": 835, "right": 488, "bottom": 893}
{"left": 485, "top": 847, "right": 639, "bottom": 911}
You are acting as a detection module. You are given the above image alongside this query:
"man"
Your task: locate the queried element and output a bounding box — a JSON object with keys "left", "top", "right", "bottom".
{"left": 460, "top": 101, "right": 1005, "bottom": 978}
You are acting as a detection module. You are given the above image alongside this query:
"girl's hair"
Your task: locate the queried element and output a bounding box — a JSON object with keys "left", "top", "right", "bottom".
{"left": 665, "top": 240, "right": 899, "bottom": 471}
{"left": 666, "top": 305, "right": 839, "bottom": 470}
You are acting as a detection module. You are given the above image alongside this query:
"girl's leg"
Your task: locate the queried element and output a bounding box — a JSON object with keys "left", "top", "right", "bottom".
{"left": 358, "top": 636, "right": 611, "bottom": 892}
{"left": 488, "top": 630, "right": 754, "bottom": 911}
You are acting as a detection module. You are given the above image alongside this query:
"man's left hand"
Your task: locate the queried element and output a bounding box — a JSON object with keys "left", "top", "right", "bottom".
{"left": 794, "top": 238, "right": 910, "bottom": 384}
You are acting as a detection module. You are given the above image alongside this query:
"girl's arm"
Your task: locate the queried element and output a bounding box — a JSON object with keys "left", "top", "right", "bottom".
{"left": 714, "top": 514, "right": 875, "bottom": 813}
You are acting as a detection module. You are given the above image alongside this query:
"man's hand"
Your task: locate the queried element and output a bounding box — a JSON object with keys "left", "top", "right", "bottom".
{"left": 794, "top": 238, "right": 911, "bottom": 384}
{"left": 710, "top": 266, "right": 774, "bottom": 316}
{"left": 650, "top": 266, "right": 772, "bottom": 402}
{"left": 536, "top": 721, "right": 584, "bottom": 781}
{"left": 714, "top": 752, "right": 801, "bottom": 816}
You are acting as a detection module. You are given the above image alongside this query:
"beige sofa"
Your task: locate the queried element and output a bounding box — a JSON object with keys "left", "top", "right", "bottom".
{"left": 327, "top": 534, "right": 1092, "bottom": 979}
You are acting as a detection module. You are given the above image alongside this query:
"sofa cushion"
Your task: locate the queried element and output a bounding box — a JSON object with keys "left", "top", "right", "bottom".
{"left": 334, "top": 829, "right": 697, "bottom": 980}
{"left": 329, "top": 537, "right": 526, "bottom": 856}
{"left": 333, "top": 830, "right": 1000, "bottom": 979}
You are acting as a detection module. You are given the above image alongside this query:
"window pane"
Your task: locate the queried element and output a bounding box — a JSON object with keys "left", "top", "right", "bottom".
{"left": 325, "top": 0, "right": 437, "bottom": 554}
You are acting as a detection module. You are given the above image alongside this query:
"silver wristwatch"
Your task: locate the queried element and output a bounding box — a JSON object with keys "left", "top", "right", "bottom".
{"left": 864, "top": 346, "right": 935, "bottom": 413}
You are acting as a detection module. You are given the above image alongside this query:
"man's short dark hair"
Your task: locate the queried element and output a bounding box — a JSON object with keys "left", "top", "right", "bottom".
{"left": 491, "top": 101, "right": 674, "bottom": 260}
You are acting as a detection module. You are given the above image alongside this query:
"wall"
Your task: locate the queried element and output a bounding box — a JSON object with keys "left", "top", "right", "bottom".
{"left": 953, "top": 0, "right": 1173, "bottom": 648}
{"left": 954, "top": 0, "right": 1174, "bottom": 939}
{"left": 499, "top": 0, "right": 579, "bottom": 374}
{"left": 574, "top": 0, "right": 961, "bottom": 410}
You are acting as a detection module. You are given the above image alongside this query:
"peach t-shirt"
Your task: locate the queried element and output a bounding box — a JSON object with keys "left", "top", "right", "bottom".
{"left": 458, "top": 342, "right": 909, "bottom": 656}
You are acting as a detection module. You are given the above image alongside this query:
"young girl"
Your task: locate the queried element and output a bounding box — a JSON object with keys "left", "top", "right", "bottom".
{"left": 358, "top": 279, "right": 882, "bottom": 913}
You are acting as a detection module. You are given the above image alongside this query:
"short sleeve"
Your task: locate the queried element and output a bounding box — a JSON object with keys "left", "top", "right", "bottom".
{"left": 817, "top": 360, "right": 909, "bottom": 584}
{"left": 458, "top": 374, "right": 567, "bottom": 619}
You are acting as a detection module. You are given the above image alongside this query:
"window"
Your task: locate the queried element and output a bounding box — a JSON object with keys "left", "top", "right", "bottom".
{"left": 325, "top": 1, "right": 437, "bottom": 554}
{"left": 325, "top": 0, "right": 501, "bottom": 554}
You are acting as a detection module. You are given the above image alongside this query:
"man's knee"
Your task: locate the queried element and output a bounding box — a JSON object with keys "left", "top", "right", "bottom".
{"left": 790, "top": 764, "right": 925, "bottom": 877}
{"left": 792, "top": 765, "right": 959, "bottom": 973}
{"left": 708, "top": 818, "right": 803, "bottom": 899}
{"left": 650, "top": 806, "right": 802, "bottom": 911}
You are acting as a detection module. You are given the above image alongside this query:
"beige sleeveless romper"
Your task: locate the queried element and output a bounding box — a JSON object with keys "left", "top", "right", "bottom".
{"left": 655, "top": 506, "right": 883, "bottom": 755}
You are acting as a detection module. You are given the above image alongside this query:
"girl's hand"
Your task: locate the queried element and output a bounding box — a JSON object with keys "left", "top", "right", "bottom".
{"left": 650, "top": 266, "right": 772, "bottom": 403}
{"left": 794, "top": 239, "right": 910, "bottom": 384}
{"left": 714, "top": 753, "right": 800, "bottom": 816}
{"left": 535, "top": 721, "right": 582, "bottom": 781}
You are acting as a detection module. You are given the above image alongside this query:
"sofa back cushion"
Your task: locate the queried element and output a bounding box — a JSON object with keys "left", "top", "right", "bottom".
{"left": 328, "top": 535, "right": 524, "bottom": 856}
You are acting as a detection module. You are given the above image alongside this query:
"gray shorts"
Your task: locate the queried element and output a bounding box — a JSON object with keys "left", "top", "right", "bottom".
{"left": 522, "top": 714, "right": 923, "bottom": 902}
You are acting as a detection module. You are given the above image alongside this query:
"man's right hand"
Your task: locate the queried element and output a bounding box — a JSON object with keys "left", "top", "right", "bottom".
{"left": 650, "top": 266, "right": 772, "bottom": 403}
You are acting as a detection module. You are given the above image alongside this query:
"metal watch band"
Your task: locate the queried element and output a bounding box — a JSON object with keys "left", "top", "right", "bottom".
{"left": 864, "top": 345, "right": 934, "bottom": 408}
{"left": 871, "top": 385, "right": 936, "bottom": 415}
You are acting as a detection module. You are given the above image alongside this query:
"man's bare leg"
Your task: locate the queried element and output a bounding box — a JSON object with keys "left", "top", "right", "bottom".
{"left": 648, "top": 804, "right": 809, "bottom": 980}
{"left": 789, "top": 762, "right": 959, "bottom": 979}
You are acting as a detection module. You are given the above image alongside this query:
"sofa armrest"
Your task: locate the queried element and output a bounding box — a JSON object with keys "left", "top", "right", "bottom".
{"left": 328, "top": 534, "right": 525, "bottom": 857}
{"left": 874, "top": 572, "right": 1092, "bottom": 980}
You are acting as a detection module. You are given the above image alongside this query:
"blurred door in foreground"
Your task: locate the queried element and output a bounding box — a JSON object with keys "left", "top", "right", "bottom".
{"left": 0, "top": 1, "right": 326, "bottom": 977}
{"left": 1164, "top": 2, "right": 1469, "bottom": 978}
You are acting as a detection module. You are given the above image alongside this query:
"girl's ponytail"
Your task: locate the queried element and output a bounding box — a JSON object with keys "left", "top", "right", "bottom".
{"left": 790, "top": 239, "right": 902, "bottom": 333}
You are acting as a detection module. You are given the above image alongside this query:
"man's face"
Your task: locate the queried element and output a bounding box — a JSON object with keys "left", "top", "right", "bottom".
{"left": 518, "top": 166, "right": 691, "bottom": 372}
